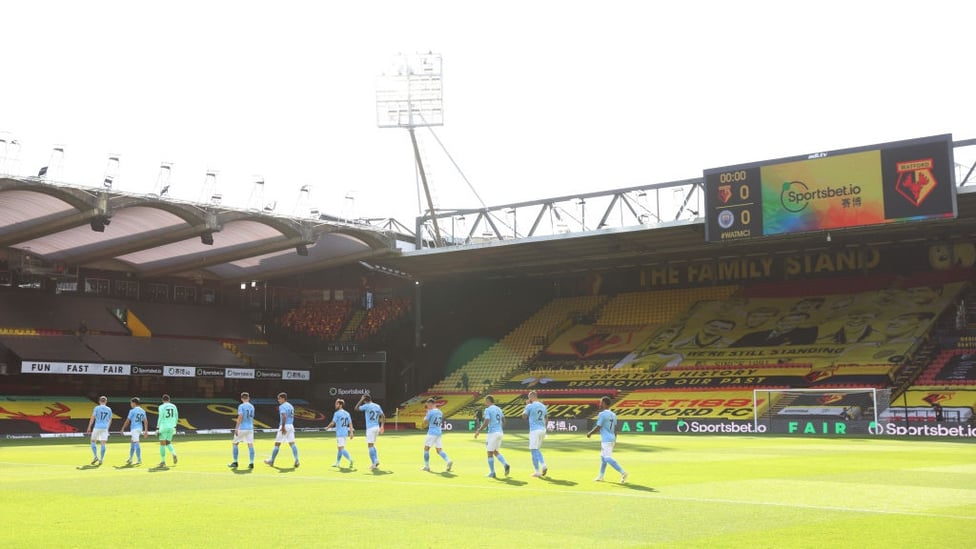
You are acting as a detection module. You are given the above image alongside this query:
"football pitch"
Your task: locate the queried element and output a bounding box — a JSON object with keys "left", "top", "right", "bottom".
{"left": 1, "top": 432, "right": 974, "bottom": 548}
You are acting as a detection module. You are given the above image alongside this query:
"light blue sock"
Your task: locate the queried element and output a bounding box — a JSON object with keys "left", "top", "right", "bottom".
{"left": 605, "top": 457, "right": 623, "bottom": 474}
{"left": 129, "top": 445, "right": 135, "bottom": 460}
{"left": 341, "top": 449, "right": 351, "bottom": 463}
{"left": 336, "top": 449, "right": 343, "bottom": 463}
{"left": 531, "top": 450, "right": 539, "bottom": 471}
{"left": 496, "top": 453, "right": 508, "bottom": 466}
{"left": 99, "top": 445, "right": 105, "bottom": 459}
{"left": 270, "top": 447, "right": 280, "bottom": 461}
{"left": 248, "top": 447, "right": 255, "bottom": 463}
{"left": 135, "top": 444, "right": 141, "bottom": 461}
{"left": 488, "top": 456, "right": 495, "bottom": 474}
{"left": 600, "top": 457, "right": 608, "bottom": 476}
{"left": 91, "top": 442, "right": 97, "bottom": 459}
{"left": 535, "top": 449, "right": 546, "bottom": 469}
{"left": 233, "top": 445, "right": 239, "bottom": 461}
{"left": 369, "top": 446, "right": 378, "bottom": 464}
{"left": 424, "top": 451, "right": 430, "bottom": 465}
{"left": 291, "top": 445, "right": 299, "bottom": 460}
{"left": 438, "top": 450, "right": 449, "bottom": 462}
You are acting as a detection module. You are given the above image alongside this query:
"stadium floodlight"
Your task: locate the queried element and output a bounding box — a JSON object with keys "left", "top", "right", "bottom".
{"left": 153, "top": 162, "right": 173, "bottom": 197}
{"left": 248, "top": 177, "right": 266, "bottom": 211}
{"left": 376, "top": 52, "right": 444, "bottom": 247}
{"left": 376, "top": 52, "right": 443, "bottom": 129}
{"left": 102, "top": 155, "right": 119, "bottom": 189}
{"left": 198, "top": 171, "right": 218, "bottom": 205}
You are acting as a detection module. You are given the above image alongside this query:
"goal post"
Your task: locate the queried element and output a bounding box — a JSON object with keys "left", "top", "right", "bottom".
{"left": 753, "top": 387, "right": 889, "bottom": 432}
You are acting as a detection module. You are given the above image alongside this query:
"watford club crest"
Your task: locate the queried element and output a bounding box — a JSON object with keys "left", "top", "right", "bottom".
{"left": 804, "top": 365, "right": 838, "bottom": 383}
{"left": 922, "top": 393, "right": 952, "bottom": 405}
{"left": 717, "top": 185, "right": 732, "bottom": 204}
{"left": 895, "top": 158, "right": 938, "bottom": 207}
{"left": 570, "top": 331, "right": 622, "bottom": 358}
{"left": 816, "top": 393, "right": 844, "bottom": 405}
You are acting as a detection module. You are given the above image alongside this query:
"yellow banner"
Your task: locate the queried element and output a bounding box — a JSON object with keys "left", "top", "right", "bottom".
{"left": 0, "top": 396, "right": 101, "bottom": 419}
{"left": 397, "top": 393, "right": 478, "bottom": 428}
{"left": 614, "top": 390, "right": 774, "bottom": 419}
{"left": 520, "top": 364, "right": 894, "bottom": 383}
{"left": 544, "top": 324, "right": 660, "bottom": 358}
{"left": 450, "top": 393, "right": 603, "bottom": 420}
{"left": 899, "top": 388, "right": 976, "bottom": 408}
{"left": 617, "top": 283, "right": 961, "bottom": 369}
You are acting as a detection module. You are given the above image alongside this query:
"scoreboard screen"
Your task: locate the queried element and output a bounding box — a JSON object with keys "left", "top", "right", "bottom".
{"left": 704, "top": 134, "right": 956, "bottom": 242}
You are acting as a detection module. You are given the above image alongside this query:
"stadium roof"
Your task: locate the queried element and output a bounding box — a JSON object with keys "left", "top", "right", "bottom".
{"left": 0, "top": 177, "right": 401, "bottom": 284}
{"left": 5, "top": 175, "right": 976, "bottom": 286}
{"left": 349, "top": 197, "right": 976, "bottom": 284}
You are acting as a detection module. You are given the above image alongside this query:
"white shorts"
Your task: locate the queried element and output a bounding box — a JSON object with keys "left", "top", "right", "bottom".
{"left": 91, "top": 428, "right": 109, "bottom": 442}
{"left": 233, "top": 429, "right": 254, "bottom": 444}
{"left": 601, "top": 442, "right": 615, "bottom": 458}
{"left": 274, "top": 424, "right": 295, "bottom": 443}
{"left": 529, "top": 429, "right": 546, "bottom": 450}
{"left": 129, "top": 429, "right": 143, "bottom": 442}
{"left": 365, "top": 426, "right": 381, "bottom": 443}
{"left": 485, "top": 432, "right": 503, "bottom": 452}
{"left": 424, "top": 434, "right": 443, "bottom": 449}
{"left": 335, "top": 436, "right": 348, "bottom": 447}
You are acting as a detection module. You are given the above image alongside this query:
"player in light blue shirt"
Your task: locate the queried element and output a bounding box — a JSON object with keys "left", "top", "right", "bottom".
{"left": 229, "top": 392, "right": 256, "bottom": 469}
{"left": 119, "top": 397, "right": 147, "bottom": 466}
{"left": 356, "top": 394, "right": 385, "bottom": 470}
{"left": 521, "top": 391, "right": 548, "bottom": 477}
{"left": 421, "top": 398, "right": 452, "bottom": 472}
{"left": 85, "top": 395, "right": 113, "bottom": 466}
{"left": 474, "top": 395, "right": 510, "bottom": 478}
{"left": 264, "top": 392, "right": 300, "bottom": 468}
{"left": 586, "top": 396, "right": 628, "bottom": 483}
{"left": 327, "top": 399, "right": 355, "bottom": 468}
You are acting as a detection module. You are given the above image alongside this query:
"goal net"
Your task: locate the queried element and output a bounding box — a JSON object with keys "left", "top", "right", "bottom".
{"left": 753, "top": 387, "right": 890, "bottom": 431}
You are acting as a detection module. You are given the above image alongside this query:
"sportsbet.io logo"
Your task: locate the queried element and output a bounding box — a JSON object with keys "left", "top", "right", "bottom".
{"left": 676, "top": 420, "right": 767, "bottom": 434}
{"left": 780, "top": 180, "right": 861, "bottom": 213}
{"left": 869, "top": 421, "right": 976, "bottom": 438}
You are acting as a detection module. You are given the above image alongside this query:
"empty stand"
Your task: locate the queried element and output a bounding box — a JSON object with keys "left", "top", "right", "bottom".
{"left": 0, "top": 289, "right": 127, "bottom": 334}
{"left": 596, "top": 285, "right": 739, "bottom": 326}
{"left": 428, "top": 294, "right": 607, "bottom": 394}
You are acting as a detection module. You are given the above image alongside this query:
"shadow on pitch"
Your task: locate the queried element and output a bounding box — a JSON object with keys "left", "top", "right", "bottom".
{"left": 270, "top": 465, "right": 297, "bottom": 473}
{"left": 617, "top": 483, "right": 657, "bottom": 493}
{"left": 148, "top": 464, "right": 170, "bottom": 473}
{"left": 231, "top": 468, "right": 253, "bottom": 475}
{"left": 113, "top": 463, "right": 142, "bottom": 470}
{"left": 76, "top": 464, "right": 101, "bottom": 471}
{"left": 495, "top": 476, "right": 528, "bottom": 486}
{"left": 371, "top": 468, "right": 394, "bottom": 476}
{"left": 540, "top": 476, "right": 577, "bottom": 487}
{"left": 432, "top": 471, "right": 457, "bottom": 479}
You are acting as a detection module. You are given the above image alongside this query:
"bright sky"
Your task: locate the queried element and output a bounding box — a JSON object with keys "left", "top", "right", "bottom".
{"left": 2, "top": 1, "right": 974, "bottom": 226}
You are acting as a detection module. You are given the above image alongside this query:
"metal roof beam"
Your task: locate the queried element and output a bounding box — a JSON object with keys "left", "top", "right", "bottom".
{"left": 0, "top": 208, "right": 102, "bottom": 247}
{"left": 140, "top": 236, "right": 312, "bottom": 279}
{"left": 55, "top": 222, "right": 220, "bottom": 265}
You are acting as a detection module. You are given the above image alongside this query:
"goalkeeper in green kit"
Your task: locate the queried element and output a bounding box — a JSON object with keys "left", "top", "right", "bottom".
{"left": 156, "top": 394, "right": 179, "bottom": 468}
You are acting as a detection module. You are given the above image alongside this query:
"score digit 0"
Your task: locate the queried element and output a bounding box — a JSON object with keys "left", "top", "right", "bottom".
{"left": 718, "top": 170, "right": 748, "bottom": 184}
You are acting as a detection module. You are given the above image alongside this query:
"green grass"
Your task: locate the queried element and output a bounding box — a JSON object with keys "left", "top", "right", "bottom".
{"left": 1, "top": 433, "right": 975, "bottom": 548}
